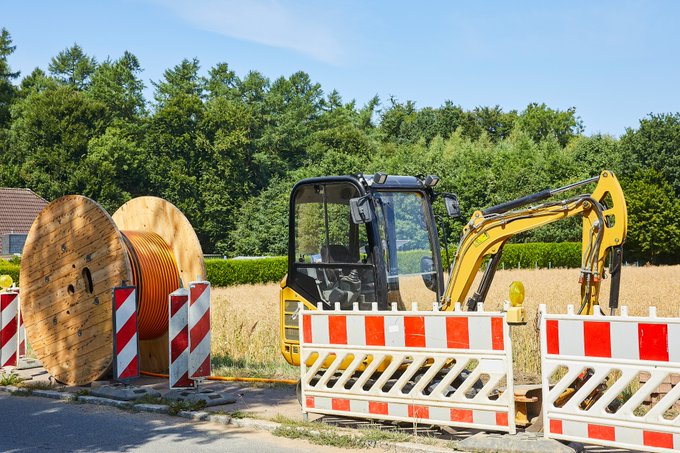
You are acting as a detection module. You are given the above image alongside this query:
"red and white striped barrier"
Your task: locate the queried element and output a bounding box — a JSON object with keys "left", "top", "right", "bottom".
{"left": 188, "top": 281, "right": 211, "bottom": 379}
{"left": 299, "top": 302, "right": 515, "bottom": 433}
{"left": 305, "top": 395, "right": 510, "bottom": 428}
{"left": 12, "top": 288, "right": 25, "bottom": 358}
{"left": 169, "top": 288, "right": 192, "bottom": 388}
{"left": 0, "top": 291, "right": 19, "bottom": 368}
{"left": 302, "top": 303, "right": 505, "bottom": 351}
{"left": 540, "top": 305, "right": 680, "bottom": 453}
{"left": 112, "top": 286, "right": 139, "bottom": 380}
{"left": 5, "top": 288, "right": 25, "bottom": 358}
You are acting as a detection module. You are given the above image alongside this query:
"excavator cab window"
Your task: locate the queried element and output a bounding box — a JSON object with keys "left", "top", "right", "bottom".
{"left": 291, "top": 182, "right": 378, "bottom": 309}
{"left": 374, "top": 191, "right": 442, "bottom": 309}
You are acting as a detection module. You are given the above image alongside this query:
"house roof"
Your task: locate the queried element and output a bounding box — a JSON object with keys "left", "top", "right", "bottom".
{"left": 0, "top": 188, "right": 48, "bottom": 237}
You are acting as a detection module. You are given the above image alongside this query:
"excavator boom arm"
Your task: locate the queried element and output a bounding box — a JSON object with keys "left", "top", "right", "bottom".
{"left": 442, "top": 171, "right": 627, "bottom": 314}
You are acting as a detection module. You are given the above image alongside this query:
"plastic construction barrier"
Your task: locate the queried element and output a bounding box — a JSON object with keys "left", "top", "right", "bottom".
{"left": 540, "top": 304, "right": 680, "bottom": 453}
{"left": 169, "top": 288, "right": 192, "bottom": 388}
{"left": 299, "top": 301, "right": 516, "bottom": 434}
{"left": 188, "top": 281, "right": 211, "bottom": 380}
{"left": 112, "top": 286, "right": 140, "bottom": 381}
{"left": 0, "top": 291, "right": 19, "bottom": 368}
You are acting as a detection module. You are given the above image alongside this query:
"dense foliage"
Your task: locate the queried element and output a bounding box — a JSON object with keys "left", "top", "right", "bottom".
{"left": 1, "top": 242, "right": 581, "bottom": 288}
{"left": 206, "top": 257, "right": 287, "bottom": 286}
{"left": 1, "top": 29, "right": 678, "bottom": 264}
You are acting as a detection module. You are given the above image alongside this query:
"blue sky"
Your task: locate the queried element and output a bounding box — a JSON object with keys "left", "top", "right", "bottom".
{"left": 3, "top": 1, "right": 679, "bottom": 135}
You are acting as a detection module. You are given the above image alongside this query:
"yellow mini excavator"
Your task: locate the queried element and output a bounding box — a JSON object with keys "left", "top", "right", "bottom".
{"left": 279, "top": 170, "right": 627, "bottom": 426}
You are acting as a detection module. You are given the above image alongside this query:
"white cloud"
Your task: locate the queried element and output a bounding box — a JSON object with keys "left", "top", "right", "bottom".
{"left": 152, "top": 0, "right": 344, "bottom": 65}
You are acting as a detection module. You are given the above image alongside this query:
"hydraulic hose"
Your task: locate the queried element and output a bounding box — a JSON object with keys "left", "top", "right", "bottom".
{"left": 140, "top": 370, "right": 297, "bottom": 385}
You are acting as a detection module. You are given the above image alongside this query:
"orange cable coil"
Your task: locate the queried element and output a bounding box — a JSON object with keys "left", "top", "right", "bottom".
{"left": 121, "top": 230, "right": 180, "bottom": 340}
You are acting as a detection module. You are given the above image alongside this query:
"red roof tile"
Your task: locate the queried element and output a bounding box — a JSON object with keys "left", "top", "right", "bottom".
{"left": 0, "top": 188, "right": 48, "bottom": 252}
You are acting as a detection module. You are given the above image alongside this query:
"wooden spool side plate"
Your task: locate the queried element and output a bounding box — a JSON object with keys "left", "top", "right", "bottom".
{"left": 19, "top": 195, "right": 132, "bottom": 386}
{"left": 112, "top": 196, "right": 205, "bottom": 372}
{"left": 112, "top": 196, "right": 205, "bottom": 286}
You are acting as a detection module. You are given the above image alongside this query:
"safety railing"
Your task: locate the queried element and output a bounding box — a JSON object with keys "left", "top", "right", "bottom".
{"left": 540, "top": 305, "right": 680, "bottom": 453}
{"left": 299, "top": 301, "right": 516, "bottom": 433}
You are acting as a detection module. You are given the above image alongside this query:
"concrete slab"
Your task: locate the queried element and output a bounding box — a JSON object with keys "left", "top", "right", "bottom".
{"left": 458, "top": 431, "right": 578, "bottom": 453}
{"left": 133, "top": 403, "right": 169, "bottom": 414}
{"left": 16, "top": 358, "right": 43, "bottom": 370}
{"left": 32, "top": 390, "right": 75, "bottom": 401}
{"left": 90, "top": 384, "right": 161, "bottom": 401}
{"left": 77, "top": 395, "right": 132, "bottom": 408}
{"left": 165, "top": 388, "right": 237, "bottom": 407}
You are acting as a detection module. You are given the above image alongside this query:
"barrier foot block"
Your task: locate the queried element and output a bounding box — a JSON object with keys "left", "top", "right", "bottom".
{"left": 164, "top": 388, "right": 237, "bottom": 407}
{"left": 90, "top": 384, "right": 161, "bottom": 401}
{"left": 458, "top": 432, "right": 581, "bottom": 453}
{"left": 16, "top": 358, "right": 43, "bottom": 370}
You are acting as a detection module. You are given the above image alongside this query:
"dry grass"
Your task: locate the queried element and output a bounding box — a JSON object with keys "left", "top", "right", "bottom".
{"left": 476, "top": 265, "right": 680, "bottom": 379}
{"left": 211, "top": 265, "right": 680, "bottom": 381}
{"left": 211, "top": 283, "right": 296, "bottom": 379}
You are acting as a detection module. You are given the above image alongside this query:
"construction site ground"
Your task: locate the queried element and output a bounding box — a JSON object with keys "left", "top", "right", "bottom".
{"left": 0, "top": 364, "right": 643, "bottom": 453}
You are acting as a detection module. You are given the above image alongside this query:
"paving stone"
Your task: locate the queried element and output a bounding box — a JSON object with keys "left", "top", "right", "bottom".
{"left": 32, "top": 390, "right": 75, "bottom": 401}
{"left": 164, "top": 388, "right": 237, "bottom": 407}
{"left": 90, "top": 384, "right": 161, "bottom": 401}
{"left": 458, "top": 431, "right": 578, "bottom": 453}
{"left": 178, "top": 410, "right": 211, "bottom": 421}
{"left": 134, "top": 403, "right": 169, "bottom": 414}
{"left": 77, "top": 395, "right": 132, "bottom": 408}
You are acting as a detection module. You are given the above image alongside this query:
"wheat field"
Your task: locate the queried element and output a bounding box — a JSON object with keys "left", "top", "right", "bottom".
{"left": 211, "top": 265, "right": 680, "bottom": 380}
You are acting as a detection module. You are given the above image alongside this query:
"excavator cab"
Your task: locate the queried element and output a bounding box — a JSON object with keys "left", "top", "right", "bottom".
{"left": 280, "top": 174, "right": 451, "bottom": 364}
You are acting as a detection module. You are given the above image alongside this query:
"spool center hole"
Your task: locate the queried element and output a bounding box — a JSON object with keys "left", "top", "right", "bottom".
{"left": 82, "top": 267, "right": 94, "bottom": 294}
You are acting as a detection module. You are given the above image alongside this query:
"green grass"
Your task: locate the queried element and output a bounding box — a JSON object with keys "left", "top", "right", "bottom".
{"left": 167, "top": 399, "right": 207, "bottom": 415}
{"left": 0, "top": 372, "right": 21, "bottom": 386}
{"left": 273, "top": 426, "right": 368, "bottom": 449}
{"left": 271, "top": 415, "right": 423, "bottom": 449}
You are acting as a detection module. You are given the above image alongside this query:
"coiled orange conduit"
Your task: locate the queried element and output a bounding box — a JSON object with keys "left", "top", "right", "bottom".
{"left": 119, "top": 231, "right": 295, "bottom": 384}
{"left": 121, "top": 231, "right": 180, "bottom": 340}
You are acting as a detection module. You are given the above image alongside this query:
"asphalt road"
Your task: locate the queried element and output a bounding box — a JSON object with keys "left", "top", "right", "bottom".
{"left": 0, "top": 393, "right": 364, "bottom": 453}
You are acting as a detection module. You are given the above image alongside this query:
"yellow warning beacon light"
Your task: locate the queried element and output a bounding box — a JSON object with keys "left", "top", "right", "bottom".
{"left": 507, "top": 280, "right": 527, "bottom": 325}
{"left": 0, "top": 274, "right": 13, "bottom": 290}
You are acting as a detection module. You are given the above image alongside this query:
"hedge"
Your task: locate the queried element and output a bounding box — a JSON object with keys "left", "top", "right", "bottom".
{"left": 1, "top": 243, "right": 582, "bottom": 288}
{"left": 205, "top": 257, "right": 288, "bottom": 286}
{"left": 497, "top": 242, "right": 581, "bottom": 269}
{"left": 0, "top": 261, "right": 20, "bottom": 284}
{"left": 204, "top": 242, "right": 581, "bottom": 286}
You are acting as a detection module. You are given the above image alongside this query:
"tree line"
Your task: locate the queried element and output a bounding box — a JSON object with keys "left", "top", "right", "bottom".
{"left": 1, "top": 29, "right": 678, "bottom": 264}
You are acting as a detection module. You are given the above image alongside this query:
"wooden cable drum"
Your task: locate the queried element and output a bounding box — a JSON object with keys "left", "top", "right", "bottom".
{"left": 20, "top": 195, "right": 205, "bottom": 386}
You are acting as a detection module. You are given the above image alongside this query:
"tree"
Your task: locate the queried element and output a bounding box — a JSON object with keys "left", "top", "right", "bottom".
{"left": 6, "top": 84, "right": 106, "bottom": 199}
{"left": 620, "top": 113, "right": 680, "bottom": 195}
{"left": 70, "top": 126, "right": 144, "bottom": 211}
{"left": 379, "top": 97, "right": 417, "bottom": 143}
{"left": 0, "top": 28, "right": 19, "bottom": 129}
{"left": 205, "top": 62, "right": 239, "bottom": 100}
{"left": 622, "top": 170, "right": 680, "bottom": 264}
{"left": 152, "top": 58, "right": 203, "bottom": 106}
{"left": 48, "top": 44, "right": 97, "bottom": 89}
{"left": 471, "top": 106, "right": 517, "bottom": 142}
{"left": 516, "top": 102, "right": 583, "bottom": 147}
{"left": 88, "top": 51, "right": 146, "bottom": 122}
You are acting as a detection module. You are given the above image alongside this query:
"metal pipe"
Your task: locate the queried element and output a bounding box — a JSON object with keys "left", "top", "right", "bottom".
{"left": 549, "top": 175, "right": 600, "bottom": 196}
{"left": 483, "top": 175, "right": 600, "bottom": 216}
